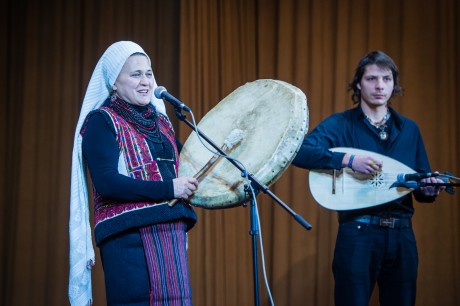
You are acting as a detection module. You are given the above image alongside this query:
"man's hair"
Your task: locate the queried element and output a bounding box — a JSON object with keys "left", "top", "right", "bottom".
{"left": 348, "top": 50, "right": 403, "bottom": 104}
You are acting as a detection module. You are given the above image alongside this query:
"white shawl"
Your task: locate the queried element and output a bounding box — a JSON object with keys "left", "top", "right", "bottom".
{"left": 68, "top": 41, "right": 167, "bottom": 305}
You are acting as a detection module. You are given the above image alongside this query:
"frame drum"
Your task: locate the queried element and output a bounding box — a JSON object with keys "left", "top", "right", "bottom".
{"left": 178, "top": 79, "right": 308, "bottom": 209}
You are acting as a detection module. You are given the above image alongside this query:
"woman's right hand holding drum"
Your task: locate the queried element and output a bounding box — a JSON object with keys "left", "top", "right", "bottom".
{"left": 173, "top": 177, "right": 199, "bottom": 199}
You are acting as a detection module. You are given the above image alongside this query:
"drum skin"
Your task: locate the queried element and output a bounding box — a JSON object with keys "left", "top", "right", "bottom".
{"left": 178, "top": 79, "right": 308, "bottom": 209}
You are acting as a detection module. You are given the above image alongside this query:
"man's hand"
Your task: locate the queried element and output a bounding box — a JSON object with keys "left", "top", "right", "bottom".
{"left": 420, "top": 174, "right": 445, "bottom": 197}
{"left": 343, "top": 153, "right": 382, "bottom": 174}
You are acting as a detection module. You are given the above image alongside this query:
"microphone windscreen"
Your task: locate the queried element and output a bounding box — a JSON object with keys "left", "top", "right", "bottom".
{"left": 154, "top": 86, "right": 166, "bottom": 99}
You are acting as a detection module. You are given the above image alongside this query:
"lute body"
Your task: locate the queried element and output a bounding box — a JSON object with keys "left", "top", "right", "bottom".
{"left": 308, "top": 147, "right": 414, "bottom": 211}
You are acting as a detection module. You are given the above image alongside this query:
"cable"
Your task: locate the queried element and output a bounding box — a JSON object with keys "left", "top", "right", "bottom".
{"left": 188, "top": 110, "right": 230, "bottom": 159}
{"left": 244, "top": 173, "right": 275, "bottom": 306}
{"left": 188, "top": 110, "right": 275, "bottom": 305}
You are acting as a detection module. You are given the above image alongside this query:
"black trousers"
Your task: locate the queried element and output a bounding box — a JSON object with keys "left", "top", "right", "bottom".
{"left": 333, "top": 221, "right": 418, "bottom": 306}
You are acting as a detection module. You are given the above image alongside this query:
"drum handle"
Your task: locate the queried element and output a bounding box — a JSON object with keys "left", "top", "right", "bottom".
{"left": 168, "top": 144, "right": 228, "bottom": 207}
{"left": 168, "top": 128, "right": 245, "bottom": 207}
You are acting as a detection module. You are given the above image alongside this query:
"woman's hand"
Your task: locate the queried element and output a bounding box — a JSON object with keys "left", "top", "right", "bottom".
{"left": 173, "top": 177, "right": 199, "bottom": 199}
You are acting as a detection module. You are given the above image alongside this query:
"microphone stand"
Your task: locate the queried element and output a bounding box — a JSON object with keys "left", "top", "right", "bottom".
{"left": 173, "top": 108, "right": 312, "bottom": 306}
{"left": 410, "top": 173, "right": 460, "bottom": 196}
{"left": 420, "top": 173, "right": 460, "bottom": 190}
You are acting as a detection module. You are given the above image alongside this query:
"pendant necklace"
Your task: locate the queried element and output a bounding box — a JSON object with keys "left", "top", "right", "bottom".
{"left": 365, "top": 110, "right": 391, "bottom": 141}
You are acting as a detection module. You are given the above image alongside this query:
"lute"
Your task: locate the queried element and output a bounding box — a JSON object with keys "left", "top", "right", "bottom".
{"left": 308, "top": 147, "right": 415, "bottom": 211}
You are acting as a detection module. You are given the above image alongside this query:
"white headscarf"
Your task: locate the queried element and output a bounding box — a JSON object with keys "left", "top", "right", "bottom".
{"left": 68, "top": 41, "right": 167, "bottom": 305}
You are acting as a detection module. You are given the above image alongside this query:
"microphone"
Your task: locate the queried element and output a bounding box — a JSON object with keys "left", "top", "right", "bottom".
{"left": 154, "top": 86, "right": 191, "bottom": 112}
{"left": 397, "top": 172, "right": 438, "bottom": 183}
{"left": 393, "top": 172, "right": 438, "bottom": 189}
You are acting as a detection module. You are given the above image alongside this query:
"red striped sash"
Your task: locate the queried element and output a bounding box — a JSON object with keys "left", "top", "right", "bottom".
{"left": 140, "top": 221, "right": 192, "bottom": 306}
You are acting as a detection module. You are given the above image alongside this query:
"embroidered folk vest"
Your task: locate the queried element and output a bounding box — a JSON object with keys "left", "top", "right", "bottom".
{"left": 86, "top": 107, "right": 196, "bottom": 245}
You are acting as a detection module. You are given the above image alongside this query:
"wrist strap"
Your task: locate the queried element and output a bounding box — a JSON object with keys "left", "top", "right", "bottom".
{"left": 348, "top": 154, "right": 355, "bottom": 169}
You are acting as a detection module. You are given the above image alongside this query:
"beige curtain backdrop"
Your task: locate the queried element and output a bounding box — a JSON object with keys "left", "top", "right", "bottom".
{"left": 1, "top": 0, "right": 459, "bottom": 305}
